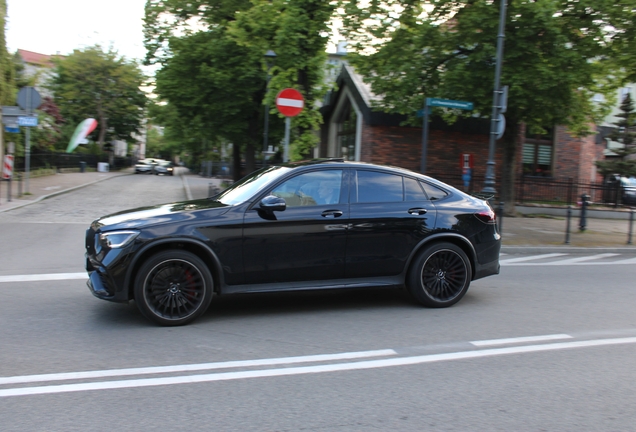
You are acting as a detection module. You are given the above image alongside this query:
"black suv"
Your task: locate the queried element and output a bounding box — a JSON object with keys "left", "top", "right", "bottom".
{"left": 85, "top": 160, "right": 501, "bottom": 326}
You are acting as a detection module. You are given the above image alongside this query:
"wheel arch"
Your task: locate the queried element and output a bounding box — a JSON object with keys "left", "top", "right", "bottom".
{"left": 125, "top": 238, "right": 224, "bottom": 300}
{"left": 406, "top": 233, "right": 477, "bottom": 280}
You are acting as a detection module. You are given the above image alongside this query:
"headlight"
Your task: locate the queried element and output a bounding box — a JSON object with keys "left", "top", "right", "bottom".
{"left": 96, "top": 230, "right": 139, "bottom": 251}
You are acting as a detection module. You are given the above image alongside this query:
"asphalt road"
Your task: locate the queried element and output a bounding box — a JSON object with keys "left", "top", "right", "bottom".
{"left": 1, "top": 174, "right": 636, "bottom": 431}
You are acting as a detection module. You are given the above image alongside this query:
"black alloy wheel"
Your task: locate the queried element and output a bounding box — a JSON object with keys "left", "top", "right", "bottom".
{"left": 408, "top": 242, "right": 471, "bottom": 308}
{"left": 134, "top": 250, "right": 213, "bottom": 326}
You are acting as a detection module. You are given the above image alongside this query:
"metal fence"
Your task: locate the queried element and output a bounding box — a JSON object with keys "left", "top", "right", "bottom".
{"left": 394, "top": 170, "right": 631, "bottom": 208}
{"left": 10, "top": 150, "right": 133, "bottom": 173}
{"left": 195, "top": 162, "right": 631, "bottom": 208}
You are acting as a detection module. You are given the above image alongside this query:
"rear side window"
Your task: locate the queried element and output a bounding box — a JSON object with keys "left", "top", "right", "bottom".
{"left": 405, "top": 177, "right": 427, "bottom": 201}
{"left": 420, "top": 182, "right": 448, "bottom": 201}
{"left": 356, "top": 170, "right": 403, "bottom": 203}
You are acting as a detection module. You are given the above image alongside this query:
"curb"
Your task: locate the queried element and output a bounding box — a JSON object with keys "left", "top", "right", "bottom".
{"left": 501, "top": 246, "right": 636, "bottom": 254}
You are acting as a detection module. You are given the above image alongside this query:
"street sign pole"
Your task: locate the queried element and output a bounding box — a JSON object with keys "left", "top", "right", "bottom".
{"left": 275, "top": 88, "right": 305, "bottom": 163}
{"left": 17, "top": 86, "right": 42, "bottom": 194}
{"left": 482, "top": 0, "right": 508, "bottom": 195}
{"left": 420, "top": 98, "right": 430, "bottom": 174}
{"left": 283, "top": 117, "right": 291, "bottom": 162}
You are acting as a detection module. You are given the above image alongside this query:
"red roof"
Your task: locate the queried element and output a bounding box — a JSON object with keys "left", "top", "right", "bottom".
{"left": 18, "top": 49, "right": 58, "bottom": 67}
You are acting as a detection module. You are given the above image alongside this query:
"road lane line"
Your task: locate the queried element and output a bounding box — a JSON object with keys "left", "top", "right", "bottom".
{"left": 2, "top": 337, "right": 636, "bottom": 398}
{"left": 471, "top": 334, "right": 572, "bottom": 347}
{"left": 544, "top": 253, "right": 619, "bottom": 265}
{"left": 499, "top": 253, "right": 567, "bottom": 264}
{"left": 0, "top": 349, "right": 397, "bottom": 386}
{"left": 0, "top": 273, "right": 86, "bottom": 283}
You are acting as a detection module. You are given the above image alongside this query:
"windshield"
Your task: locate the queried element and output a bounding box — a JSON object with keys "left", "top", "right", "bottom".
{"left": 215, "top": 166, "right": 292, "bottom": 205}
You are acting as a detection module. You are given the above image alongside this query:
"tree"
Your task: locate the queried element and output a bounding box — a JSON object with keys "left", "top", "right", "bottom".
{"left": 596, "top": 92, "right": 636, "bottom": 177}
{"left": 339, "top": 0, "right": 634, "bottom": 213}
{"left": 0, "top": 0, "right": 14, "bottom": 106}
{"left": 49, "top": 46, "right": 147, "bottom": 148}
{"left": 228, "top": 0, "right": 336, "bottom": 159}
{"left": 144, "top": 0, "right": 336, "bottom": 178}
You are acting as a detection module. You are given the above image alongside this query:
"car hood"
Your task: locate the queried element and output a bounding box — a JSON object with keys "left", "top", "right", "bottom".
{"left": 91, "top": 199, "right": 230, "bottom": 231}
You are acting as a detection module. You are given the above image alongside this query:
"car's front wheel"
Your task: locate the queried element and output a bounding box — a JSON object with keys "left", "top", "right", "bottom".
{"left": 134, "top": 250, "right": 213, "bottom": 326}
{"left": 408, "top": 242, "right": 471, "bottom": 308}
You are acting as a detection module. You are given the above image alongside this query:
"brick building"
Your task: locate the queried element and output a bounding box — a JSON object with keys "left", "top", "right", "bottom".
{"left": 319, "top": 64, "right": 606, "bottom": 189}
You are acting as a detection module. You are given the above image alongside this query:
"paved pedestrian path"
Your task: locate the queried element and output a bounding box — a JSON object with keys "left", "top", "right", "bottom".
{"left": 2, "top": 170, "right": 635, "bottom": 250}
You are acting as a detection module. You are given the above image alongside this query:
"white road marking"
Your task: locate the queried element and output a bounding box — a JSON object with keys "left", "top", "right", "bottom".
{"left": 499, "top": 253, "right": 567, "bottom": 264}
{"left": 544, "top": 253, "right": 619, "bottom": 265}
{"left": 471, "top": 334, "right": 573, "bottom": 347}
{"left": 0, "top": 273, "right": 86, "bottom": 283}
{"left": 2, "top": 337, "right": 636, "bottom": 398}
{"left": 0, "top": 349, "right": 397, "bottom": 386}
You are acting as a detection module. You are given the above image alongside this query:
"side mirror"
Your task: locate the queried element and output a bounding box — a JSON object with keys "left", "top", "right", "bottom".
{"left": 260, "top": 195, "right": 286, "bottom": 212}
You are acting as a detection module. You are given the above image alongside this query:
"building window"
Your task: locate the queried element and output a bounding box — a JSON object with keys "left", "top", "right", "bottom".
{"left": 523, "top": 127, "right": 554, "bottom": 177}
{"left": 337, "top": 103, "right": 357, "bottom": 160}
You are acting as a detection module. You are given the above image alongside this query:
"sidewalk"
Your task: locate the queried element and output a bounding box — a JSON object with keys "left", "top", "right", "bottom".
{"left": 0, "top": 169, "right": 131, "bottom": 213}
{"left": 2, "top": 170, "right": 635, "bottom": 251}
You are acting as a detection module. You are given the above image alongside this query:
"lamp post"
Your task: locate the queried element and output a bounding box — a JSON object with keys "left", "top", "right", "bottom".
{"left": 263, "top": 50, "right": 277, "bottom": 167}
{"left": 482, "top": 0, "right": 507, "bottom": 195}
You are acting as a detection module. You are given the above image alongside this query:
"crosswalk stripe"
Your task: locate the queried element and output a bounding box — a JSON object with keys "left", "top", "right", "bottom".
{"left": 499, "top": 253, "right": 567, "bottom": 264}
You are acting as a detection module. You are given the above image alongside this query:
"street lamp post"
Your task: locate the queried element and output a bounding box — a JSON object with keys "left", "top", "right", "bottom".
{"left": 263, "top": 50, "right": 277, "bottom": 167}
{"left": 482, "top": 0, "right": 508, "bottom": 195}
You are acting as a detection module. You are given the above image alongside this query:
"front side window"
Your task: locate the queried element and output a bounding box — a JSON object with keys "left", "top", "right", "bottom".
{"left": 271, "top": 170, "right": 344, "bottom": 207}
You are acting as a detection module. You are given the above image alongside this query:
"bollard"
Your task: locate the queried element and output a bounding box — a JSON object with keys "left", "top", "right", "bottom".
{"left": 628, "top": 208, "right": 634, "bottom": 245}
{"left": 17, "top": 172, "right": 22, "bottom": 198}
{"left": 565, "top": 205, "right": 572, "bottom": 244}
{"left": 497, "top": 201, "right": 504, "bottom": 234}
{"left": 579, "top": 193, "right": 590, "bottom": 232}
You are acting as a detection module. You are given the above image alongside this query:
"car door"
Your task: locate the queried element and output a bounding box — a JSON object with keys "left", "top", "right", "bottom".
{"left": 345, "top": 169, "right": 437, "bottom": 278}
{"left": 242, "top": 169, "right": 349, "bottom": 285}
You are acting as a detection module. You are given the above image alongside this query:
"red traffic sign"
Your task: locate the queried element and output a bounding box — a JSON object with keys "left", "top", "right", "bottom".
{"left": 276, "top": 88, "right": 304, "bottom": 117}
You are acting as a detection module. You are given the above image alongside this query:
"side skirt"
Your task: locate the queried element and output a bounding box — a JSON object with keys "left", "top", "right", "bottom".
{"left": 220, "top": 276, "right": 404, "bottom": 295}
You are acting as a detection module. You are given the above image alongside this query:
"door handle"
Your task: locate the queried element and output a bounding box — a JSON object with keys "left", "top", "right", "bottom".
{"left": 321, "top": 210, "right": 343, "bottom": 218}
{"left": 408, "top": 208, "right": 428, "bottom": 215}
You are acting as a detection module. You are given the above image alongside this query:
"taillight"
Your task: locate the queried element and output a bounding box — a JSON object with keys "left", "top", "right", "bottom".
{"left": 474, "top": 208, "right": 496, "bottom": 224}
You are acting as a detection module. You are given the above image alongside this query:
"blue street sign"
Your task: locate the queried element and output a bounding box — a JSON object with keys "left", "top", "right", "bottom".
{"left": 17, "top": 116, "right": 38, "bottom": 127}
{"left": 427, "top": 98, "right": 474, "bottom": 110}
{"left": 4, "top": 126, "right": 19, "bottom": 133}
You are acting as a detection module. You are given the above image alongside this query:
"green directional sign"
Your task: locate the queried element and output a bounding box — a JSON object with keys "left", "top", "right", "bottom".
{"left": 427, "top": 97, "right": 473, "bottom": 110}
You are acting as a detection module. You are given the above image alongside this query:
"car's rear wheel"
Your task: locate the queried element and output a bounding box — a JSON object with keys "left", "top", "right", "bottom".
{"left": 134, "top": 250, "right": 213, "bottom": 326}
{"left": 408, "top": 242, "right": 471, "bottom": 308}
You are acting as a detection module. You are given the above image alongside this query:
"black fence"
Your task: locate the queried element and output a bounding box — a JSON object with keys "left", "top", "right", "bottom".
{"left": 427, "top": 171, "right": 631, "bottom": 207}
{"left": 11, "top": 151, "right": 133, "bottom": 173}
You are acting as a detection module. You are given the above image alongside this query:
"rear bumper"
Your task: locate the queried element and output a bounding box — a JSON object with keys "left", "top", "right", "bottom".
{"left": 473, "top": 257, "right": 500, "bottom": 280}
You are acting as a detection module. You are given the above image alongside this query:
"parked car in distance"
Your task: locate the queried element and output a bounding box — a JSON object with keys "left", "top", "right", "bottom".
{"left": 134, "top": 159, "right": 159, "bottom": 174}
{"left": 154, "top": 160, "right": 175, "bottom": 176}
{"left": 620, "top": 176, "right": 636, "bottom": 205}
{"left": 85, "top": 159, "right": 501, "bottom": 326}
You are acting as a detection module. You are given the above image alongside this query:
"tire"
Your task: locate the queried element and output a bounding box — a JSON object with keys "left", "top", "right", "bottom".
{"left": 134, "top": 250, "right": 213, "bottom": 326}
{"left": 408, "top": 242, "right": 472, "bottom": 308}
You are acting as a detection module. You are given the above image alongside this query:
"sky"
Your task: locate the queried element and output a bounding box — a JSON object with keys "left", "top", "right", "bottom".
{"left": 6, "top": 0, "right": 148, "bottom": 62}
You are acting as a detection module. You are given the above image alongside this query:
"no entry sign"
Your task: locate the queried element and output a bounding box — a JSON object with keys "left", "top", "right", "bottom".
{"left": 276, "top": 88, "right": 304, "bottom": 117}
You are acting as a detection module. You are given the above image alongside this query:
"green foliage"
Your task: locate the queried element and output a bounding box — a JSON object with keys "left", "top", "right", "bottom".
{"left": 144, "top": 0, "right": 335, "bottom": 171}
{"left": 596, "top": 92, "right": 636, "bottom": 177}
{"left": 0, "top": 0, "right": 15, "bottom": 106}
{"left": 48, "top": 46, "right": 147, "bottom": 148}
{"left": 339, "top": 0, "right": 636, "bottom": 206}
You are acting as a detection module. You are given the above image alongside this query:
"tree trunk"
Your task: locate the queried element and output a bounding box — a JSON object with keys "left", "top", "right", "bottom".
{"left": 232, "top": 143, "right": 242, "bottom": 182}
